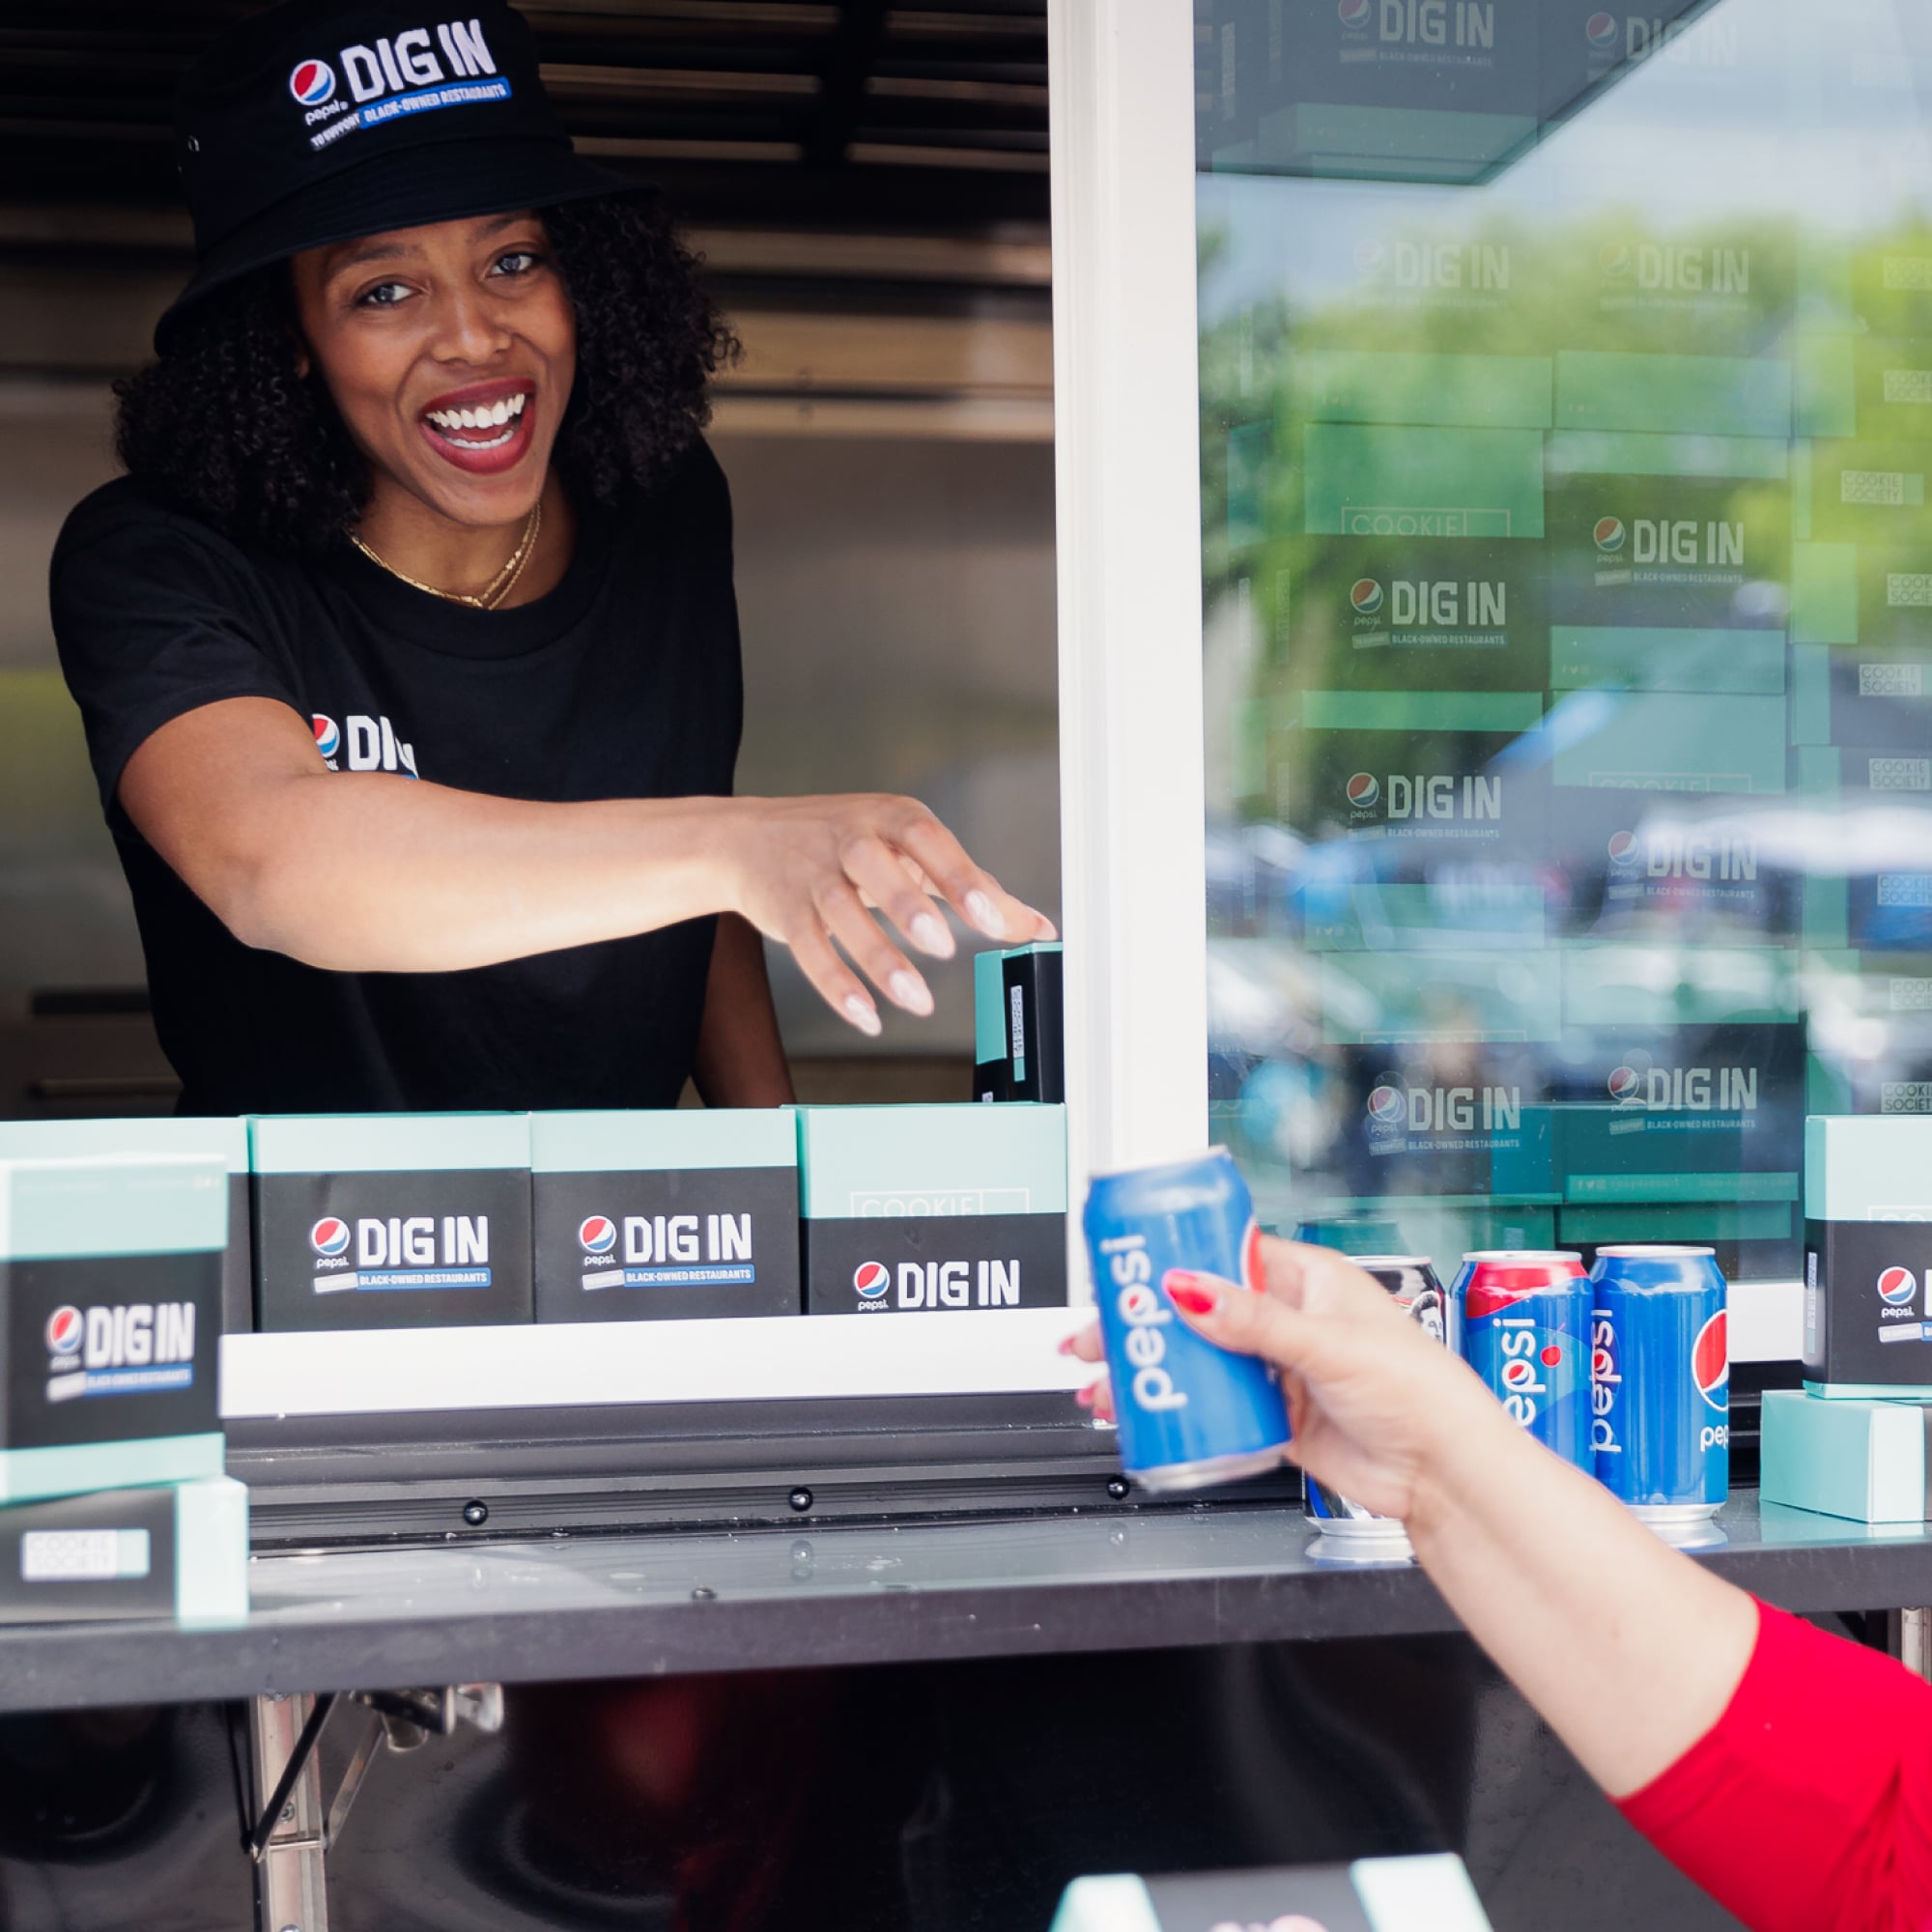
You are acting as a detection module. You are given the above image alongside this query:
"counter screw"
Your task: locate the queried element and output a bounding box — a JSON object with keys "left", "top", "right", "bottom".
{"left": 462, "top": 1501, "right": 489, "bottom": 1527}
{"left": 787, "top": 1488, "right": 813, "bottom": 1514}
{"left": 691, "top": 1585, "right": 716, "bottom": 1601}
{"left": 1105, "top": 1477, "right": 1131, "bottom": 1501}
{"left": 280, "top": 1803, "right": 296, "bottom": 1823}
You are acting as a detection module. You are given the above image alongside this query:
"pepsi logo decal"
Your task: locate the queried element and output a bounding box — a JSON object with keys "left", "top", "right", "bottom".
{"left": 45, "top": 1306, "right": 83, "bottom": 1355}
{"left": 310, "top": 1217, "right": 351, "bottom": 1257}
{"left": 1692, "top": 1309, "right": 1729, "bottom": 1409}
{"left": 1338, "top": 0, "right": 1371, "bottom": 24}
{"left": 1502, "top": 1358, "right": 1537, "bottom": 1389}
{"left": 1606, "top": 830, "right": 1638, "bottom": 863}
{"left": 1585, "top": 11, "right": 1621, "bottom": 48}
{"left": 1350, "top": 578, "right": 1384, "bottom": 615}
{"left": 312, "top": 714, "right": 341, "bottom": 760}
{"left": 1599, "top": 242, "right": 1632, "bottom": 277}
{"left": 853, "top": 1262, "right": 891, "bottom": 1300}
{"left": 1594, "top": 516, "right": 1627, "bottom": 554}
{"left": 290, "top": 59, "right": 336, "bottom": 106}
{"left": 1606, "top": 1065, "right": 1641, "bottom": 1101}
{"left": 1367, "top": 1084, "right": 1405, "bottom": 1124}
{"left": 579, "top": 1216, "right": 617, "bottom": 1255}
{"left": 1879, "top": 1265, "right": 1918, "bottom": 1307}
{"left": 1592, "top": 1346, "right": 1614, "bottom": 1377}
{"left": 1346, "top": 772, "right": 1380, "bottom": 809}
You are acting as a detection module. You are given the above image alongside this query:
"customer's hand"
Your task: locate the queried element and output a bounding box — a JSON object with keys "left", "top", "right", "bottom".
{"left": 1065, "top": 1236, "right": 1507, "bottom": 1522}
{"left": 719, "top": 794, "right": 1055, "bottom": 1035}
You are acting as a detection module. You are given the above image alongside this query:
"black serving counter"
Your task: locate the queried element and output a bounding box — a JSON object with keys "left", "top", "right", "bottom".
{"left": 5, "top": 1489, "right": 1929, "bottom": 1714}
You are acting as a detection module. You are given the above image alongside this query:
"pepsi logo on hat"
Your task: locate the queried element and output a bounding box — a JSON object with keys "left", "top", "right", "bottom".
{"left": 289, "top": 59, "right": 336, "bottom": 106}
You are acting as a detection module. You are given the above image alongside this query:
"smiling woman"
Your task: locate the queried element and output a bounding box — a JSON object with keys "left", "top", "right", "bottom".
{"left": 49, "top": 0, "right": 1050, "bottom": 1120}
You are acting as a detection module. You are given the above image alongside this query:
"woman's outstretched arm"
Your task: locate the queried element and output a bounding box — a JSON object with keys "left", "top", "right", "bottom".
{"left": 1066, "top": 1237, "right": 1932, "bottom": 1932}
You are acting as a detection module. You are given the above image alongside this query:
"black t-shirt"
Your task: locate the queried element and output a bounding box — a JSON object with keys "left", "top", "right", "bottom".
{"left": 50, "top": 443, "right": 742, "bottom": 1117}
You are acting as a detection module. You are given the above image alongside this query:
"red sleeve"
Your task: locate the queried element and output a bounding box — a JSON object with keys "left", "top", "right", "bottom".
{"left": 1616, "top": 1599, "right": 1932, "bottom": 1932}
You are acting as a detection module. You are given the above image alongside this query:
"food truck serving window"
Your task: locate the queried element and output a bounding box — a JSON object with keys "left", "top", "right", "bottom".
{"left": 1194, "top": 0, "right": 1932, "bottom": 1292}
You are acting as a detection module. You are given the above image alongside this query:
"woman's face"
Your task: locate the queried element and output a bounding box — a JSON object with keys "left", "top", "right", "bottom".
{"left": 289, "top": 210, "right": 576, "bottom": 528}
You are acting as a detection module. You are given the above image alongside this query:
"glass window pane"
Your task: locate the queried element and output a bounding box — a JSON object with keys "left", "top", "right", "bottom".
{"left": 1197, "top": 0, "right": 1932, "bottom": 1280}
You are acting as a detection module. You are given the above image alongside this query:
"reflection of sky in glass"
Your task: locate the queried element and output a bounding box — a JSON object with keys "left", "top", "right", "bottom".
{"left": 1196, "top": 0, "right": 1932, "bottom": 1278}
{"left": 1202, "top": 0, "right": 1932, "bottom": 327}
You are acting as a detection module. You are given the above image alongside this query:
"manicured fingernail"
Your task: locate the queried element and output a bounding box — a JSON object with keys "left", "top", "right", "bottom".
{"left": 965, "top": 890, "right": 1008, "bottom": 939}
{"left": 889, "top": 970, "right": 933, "bottom": 1015}
{"left": 1074, "top": 1382, "right": 1095, "bottom": 1409}
{"left": 842, "top": 995, "right": 882, "bottom": 1037}
{"left": 911, "top": 913, "right": 953, "bottom": 958}
{"left": 1167, "top": 1276, "right": 1217, "bottom": 1317}
{"left": 1057, "top": 1333, "right": 1077, "bottom": 1355}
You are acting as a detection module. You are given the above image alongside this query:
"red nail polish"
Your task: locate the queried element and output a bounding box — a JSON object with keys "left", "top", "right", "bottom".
{"left": 1075, "top": 1383, "right": 1094, "bottom": 1408}
{"left": 1169, "top": 1282, "right": 1217, "bottom": 1317}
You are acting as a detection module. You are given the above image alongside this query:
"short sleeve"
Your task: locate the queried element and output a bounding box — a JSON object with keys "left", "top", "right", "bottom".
{"left": 50, "top": 482, "right": 304, "bottom": 810}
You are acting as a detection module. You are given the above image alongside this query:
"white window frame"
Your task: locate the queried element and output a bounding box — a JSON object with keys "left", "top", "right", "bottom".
{"left": 1042, "top": 0, "right": 1801, "bottom": 1359}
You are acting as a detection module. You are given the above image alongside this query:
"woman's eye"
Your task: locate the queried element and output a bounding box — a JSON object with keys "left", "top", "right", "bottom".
{"left": 355, "top": 281, "right": 412, "bottom": 309}
{"left": 492, "top": 250, "right": 540, "bottom": 277}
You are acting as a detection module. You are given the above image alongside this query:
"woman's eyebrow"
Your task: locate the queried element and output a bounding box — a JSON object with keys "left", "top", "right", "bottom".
{"left": 325, "top": 214, "right": 532, "bottom": 281}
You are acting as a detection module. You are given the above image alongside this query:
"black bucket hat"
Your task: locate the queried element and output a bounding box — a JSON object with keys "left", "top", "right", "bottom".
{"left": 156, "top": 0, "right": 631, "bottom": 350}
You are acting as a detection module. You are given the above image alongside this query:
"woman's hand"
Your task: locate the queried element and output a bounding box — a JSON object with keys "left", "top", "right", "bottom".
{"left": 717, "top": 793, "right": 1055, "bottom": 1036}
{"left": 1070, "top": 1233, "right": 1761, "bottom": 1803}
{"left": 1065, "top": 1236, "right": 1508, "bottom": 1522}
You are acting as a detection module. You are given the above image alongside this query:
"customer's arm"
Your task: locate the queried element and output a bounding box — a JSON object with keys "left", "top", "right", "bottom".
{"left": 1066, "top": 1238, "right": 1932, "bottom": 1932}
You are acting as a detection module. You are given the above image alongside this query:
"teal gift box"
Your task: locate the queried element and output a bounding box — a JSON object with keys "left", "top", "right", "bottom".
{"left": 797, "top": 1104, "right": 1066, "bottom": 1315}
{"left": 0, "top": 1118, "right": 251, "bottom": 1336}
{"left": 1761, "top": 1386, "right": 1932, "bottom": 1523}
{"left": 0, "top": 1154, "right": 228, "bottom": 1502}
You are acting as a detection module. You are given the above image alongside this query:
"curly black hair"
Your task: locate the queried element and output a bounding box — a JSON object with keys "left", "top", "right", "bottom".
{"left": 113, "top": 192, "right": 735, "bottom": 554}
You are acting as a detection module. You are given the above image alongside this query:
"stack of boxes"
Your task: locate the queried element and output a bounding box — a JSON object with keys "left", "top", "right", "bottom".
{"left": 1762, "top": 1117, "right": 1932, "bottom": 1522}
{"left": 0, "top": 1135, "right": 247, "bottom": 1625}
{"left": 230, "top": 1099, "right": 1070, "bottom": 1333}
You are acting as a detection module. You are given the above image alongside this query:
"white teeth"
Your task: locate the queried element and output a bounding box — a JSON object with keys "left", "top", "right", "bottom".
{"left": 424, "top": 392, "right": 529, "bottom": 434}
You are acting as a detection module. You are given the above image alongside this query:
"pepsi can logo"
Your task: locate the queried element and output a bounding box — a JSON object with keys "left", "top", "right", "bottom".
{"left": 310, "top": 1217, "right": 351, "bottom": 1257}
{"left": 1502, "top": 1357, "right": 1537, "bottom": 1389}
{"left": 1367, "top": 1083, "right": 1405, "bottom": 1123}
{"left": 1585, "top": 11, "right": 1620, "bottom": 48}
{"left": 853, "top": 1262, "right": 890, "bottom": 1300}
{"left": 1346, "top": 772, "right": 1380, "bottom": 808}
{"left": 290, "top": 59, "right": 336, "bottom": 105}
{"left": 1879, "top": 1265, "right": 1918, "bottom": 1306}
{"left": 1592, "top": 1346, "right": 1613, "bottom": 1377}
{"left": 1606, "top": 830, "right": 1638, "bottom": 863}
{"left": 45, "top": 1306, "right": 83, "bottom": 1354}
{"left": 312, "top": 714, "right": 341, "bottom": 759}
{"left": 1350, "top": 578, "right": 1384, "bottom": 615}
{"left": 1594, "top": 516, "right": 1627, "bottom": 553}
{"left": 1338, "top": 0, "right": 1371, "bottom": 24}
{"left": 1606, "top": 1065, "right": 1640, "bottom": 1100}
{"left": 578, "top": 1216, "right": 617, "bottom": 1254}
{"left": 1693, "top": 1310, "right": 1728, "bottom": 1410}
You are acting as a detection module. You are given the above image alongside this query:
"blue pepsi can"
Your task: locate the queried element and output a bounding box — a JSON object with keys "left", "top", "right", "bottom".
{"left": 1589, "top": 1245, "right": 1729, "bottom": 1520}
{"left": 1083, "top": 1151, "right": 1291, "bottom": 1492}
{"left": 1451, "top": 1251, "right": 1592, "bottom": 1469}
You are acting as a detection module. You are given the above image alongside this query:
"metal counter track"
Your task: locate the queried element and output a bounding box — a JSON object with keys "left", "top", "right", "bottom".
{"left": 0, "top": 1490, "right": 1928, "bottom": 1714}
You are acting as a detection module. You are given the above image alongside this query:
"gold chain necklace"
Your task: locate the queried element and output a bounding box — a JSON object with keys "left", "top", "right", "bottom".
{"left": 349, "top": 497, "right": 543, "bottom": 611}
